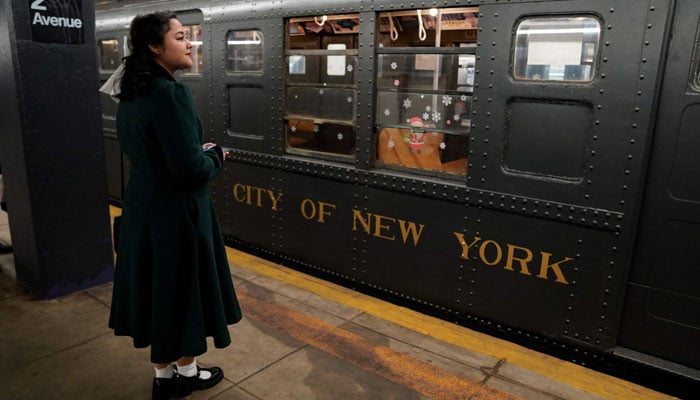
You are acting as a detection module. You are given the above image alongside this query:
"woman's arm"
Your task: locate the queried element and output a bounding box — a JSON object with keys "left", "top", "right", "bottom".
{"left": 152, "top": 82, "right": 223, "bottom": 189}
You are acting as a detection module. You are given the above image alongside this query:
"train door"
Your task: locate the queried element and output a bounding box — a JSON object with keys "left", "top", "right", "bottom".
{"left": 466, "top": 0, "right": 669, "bottom": 347}
{"left": 618, "top": 0, "right": 700, "bottom": 370}
{"left": 96, "top": 32, "right": 126, "bottom": 202}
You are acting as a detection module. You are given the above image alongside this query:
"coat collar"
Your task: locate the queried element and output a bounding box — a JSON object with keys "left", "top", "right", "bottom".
{"left": 150, "top": 61, "right": 176, "bottom": 82}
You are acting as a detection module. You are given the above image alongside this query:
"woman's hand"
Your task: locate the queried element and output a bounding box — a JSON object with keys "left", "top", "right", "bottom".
{"left": 203, "top": 143, "right": 230, "bottom": 160}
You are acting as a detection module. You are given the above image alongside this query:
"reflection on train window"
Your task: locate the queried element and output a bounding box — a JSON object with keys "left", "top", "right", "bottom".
{"left": 181, "top": 24, "right": 203, "bottom": 75}
{"left": 99, "top": 39, "right": 120, "bottom": 72}
{"left": 375, "top": 7, "right": 478, "bottom": 177}
{"left": 513, "top": 17, "right": 600, "bottom": 82}
{"left": 284, "top": 14, "right": 359, "bottom": 159}
{"left": 288, "top": 55, "right": 305, "bottom": 74}
{"left": 690, "top": 30, "right": 700, "bottom": 92}
{"left": 226, "top": 30, "right": 263, "bottom": 73}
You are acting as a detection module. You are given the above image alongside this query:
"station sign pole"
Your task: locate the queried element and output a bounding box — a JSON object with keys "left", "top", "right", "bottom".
{"left": 0, "top": 0, "right": 114, "bottom": 298}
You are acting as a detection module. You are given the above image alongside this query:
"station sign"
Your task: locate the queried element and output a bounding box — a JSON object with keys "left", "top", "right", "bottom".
{"left": 29, "top": 0, "right": 84, "bottom": 44}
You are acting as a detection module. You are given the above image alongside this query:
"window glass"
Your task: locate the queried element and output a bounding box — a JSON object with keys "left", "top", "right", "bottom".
{"left": 378, "top": 9, "right": 478, "bottom": 48}
{"left": 99, "top": 39, "right": 120, "bottom": 71}
{"left": 286, "top": 54, "right": 357, "bottom": 85}
{"left": 514, "top": 17, "right": 600, "bottom": 82}
{"left": 182, "top": 24, "right": 203, "bottom": 75}
{"left": 226, "top": 30, "right": 263, "bottom": 73}
{"left": 375, "top": 8, "right": 478, "bottom": 177}
{"left": 285, "top": 14, "right": 359, "bottom": 159}
{"left": 377, "top": 53, "right": 475, "bottom": 93}
{"left": 287, "top": 87, "right": 355, "bottom": 121}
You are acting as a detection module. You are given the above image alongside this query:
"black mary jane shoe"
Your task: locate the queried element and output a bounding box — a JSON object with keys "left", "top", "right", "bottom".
{"left": 152, "top": 376, "right": 192, "bottom": 400}
{"left": 179, "top": 366, "right": 224, "bottom": 392}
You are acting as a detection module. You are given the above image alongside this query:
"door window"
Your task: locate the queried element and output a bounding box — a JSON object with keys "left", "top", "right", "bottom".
{"left": 513, "top": 17, "right": 601, "bottom": 82}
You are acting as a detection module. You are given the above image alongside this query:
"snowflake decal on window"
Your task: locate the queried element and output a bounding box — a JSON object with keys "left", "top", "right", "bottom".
{"left": 425, "top": 105, "right": 432, "bottom": 112}
{"left": 454, "top": 114, "right": 461, "bottom": 121}
{"left": 461, "top": 95, "right": 468, "bottom": 101}
{"left": 337, "top": 133, "right": 344, "bottom": 141}
{"left": 422, "top": 112, "right": 430, "bottom": 120}
{"left": 290, "top": 125, "right": 297, "bottom": 132}
{"left": 388, "top": 139, "right": 395, "bottom": 149}
{"left": 439, "top": 142, "right": 447, "bottom": 150}
{"left": 442, "top": 95, "right": 452, "bottom": 106}
{"left": 390, "top": 61, "right": 398, "bottom": 70}
{"left": 313, "top": 125, "right": 320, "bottom": 133}
{"left": 432, "top": 111, "right": 441, "bottom": 123}
{"left": 346, "top": 64, "right": 353, "bottom": 72}
{"left": 384, "top": 108, "right": 391, "bottom": 116}
{"left": 402, "top": 98, "right": 412, "bottom": 109}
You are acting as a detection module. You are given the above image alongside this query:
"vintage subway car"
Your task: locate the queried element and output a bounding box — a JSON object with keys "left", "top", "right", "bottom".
{"left": 96, "top": 0, "right": 700, "bottom": 394}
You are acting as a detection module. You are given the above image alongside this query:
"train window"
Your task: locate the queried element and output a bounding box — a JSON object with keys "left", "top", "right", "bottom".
{"left": 181, "top": 24, "right": 203, "bottom": 75}
{"left": 99, "top": 39, "right": 120, "bottom": 72}
{"left": 513, "top": 17, "right": 600, "bottom": 82}
{"left": 375, "top": 8, "right": 477, "bottom": 177}
{"left": 284, "top": 14, "right": 359, "bottom": 158}
{"left": 226, "top": 30, "right": 263, "bottom": 73}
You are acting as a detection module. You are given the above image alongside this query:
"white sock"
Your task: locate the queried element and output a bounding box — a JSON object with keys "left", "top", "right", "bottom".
{"left": 177, "top": 359, "right": 212, "bottom": 379}
{"left": 154, "top": 365, "right": 174, "bottom": 379}
{"left": 177, "top": 360, "right": 197, "bottom": 377}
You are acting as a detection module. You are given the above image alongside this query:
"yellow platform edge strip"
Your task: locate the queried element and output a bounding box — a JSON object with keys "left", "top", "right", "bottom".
{"left": 225, "top": 247, "right": 674, "bottom": 400}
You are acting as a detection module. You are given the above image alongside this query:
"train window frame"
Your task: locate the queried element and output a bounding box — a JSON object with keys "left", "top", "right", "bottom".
{"left": 513, "top": 16, "right": 601, "bottom": 83}
{"left": 226, "top": 30, "right": 264, "bottom": 74}
{"left": 374, "top": 7, "right": 478, "bottom": 179}
{"left": 689, "top": 22, "right": 700, "bottom": 92}
{"left": 283, "top": 13, "right": 360, "bottom": 161}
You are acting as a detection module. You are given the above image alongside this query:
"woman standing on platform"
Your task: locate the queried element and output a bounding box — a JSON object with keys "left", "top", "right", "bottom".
{"left": 107, "top": 12, "right": 242, "bottom": 400}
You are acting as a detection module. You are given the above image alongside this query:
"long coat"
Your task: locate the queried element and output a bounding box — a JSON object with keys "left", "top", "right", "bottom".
{"left": 109, "top": 70, "right": 242, "bottom": 363}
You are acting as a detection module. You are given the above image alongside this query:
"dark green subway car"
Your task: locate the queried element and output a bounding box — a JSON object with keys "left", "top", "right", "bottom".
{"left": 96, "top": 0, "right": 700, "bottom": 395}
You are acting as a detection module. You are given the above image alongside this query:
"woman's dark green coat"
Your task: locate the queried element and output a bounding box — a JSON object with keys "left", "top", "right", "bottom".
{"left": 109, "top": 71, "right": 242, "bottom": 363}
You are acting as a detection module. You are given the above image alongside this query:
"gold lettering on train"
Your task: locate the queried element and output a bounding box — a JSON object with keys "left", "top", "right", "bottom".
{"left": 232, "top": 183, "right": 283, "bottom": 211}
{"left": 398, "top": 219, "right": 425, "bottom": 246}
{"left": 454, "top": 234, "right": 482, "bottom": 259}
{"left": 479, "top": 240, "right": 503, "bottom": 266}
{"left": 300, "top": 199, "right": 336, "bottom": 223}
{"left": 453, "top": 233, "right": 571, "bottom": 284}
{"left": 537, "top": 252, "right": 572, "bottom": 284}
{"left": 504, "top": 244, "right": 534, "bottom": 276}
{"left": 352, "top": 210, "right": 425, "bottom": 245}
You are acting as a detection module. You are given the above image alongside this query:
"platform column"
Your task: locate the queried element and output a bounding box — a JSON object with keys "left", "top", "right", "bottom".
{"left": 0, "top": 0, "right": 113, "bottom": 298}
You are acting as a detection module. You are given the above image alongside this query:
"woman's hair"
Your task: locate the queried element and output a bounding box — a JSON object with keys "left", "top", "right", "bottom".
{"left": 117, "top": 12, "right": 176, "bottom": 101}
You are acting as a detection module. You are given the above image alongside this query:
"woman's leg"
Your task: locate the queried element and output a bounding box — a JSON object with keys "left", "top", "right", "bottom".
{"left": 175, "top": 357, "right": 194, "bottom": 367}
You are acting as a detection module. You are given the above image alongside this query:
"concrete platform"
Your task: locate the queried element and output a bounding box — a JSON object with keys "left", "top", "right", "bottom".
{"left": 0, "top": 208, "right": 677, "bottom": 400}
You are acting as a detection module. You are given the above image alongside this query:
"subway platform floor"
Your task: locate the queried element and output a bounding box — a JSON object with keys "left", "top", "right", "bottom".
{"left": 0, "top": 208, "right": 677, "bottom": 400}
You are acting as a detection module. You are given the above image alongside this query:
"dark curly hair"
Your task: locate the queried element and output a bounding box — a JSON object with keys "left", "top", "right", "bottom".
{"left": 117, "top": 12, "right": 176, "bottom": 101}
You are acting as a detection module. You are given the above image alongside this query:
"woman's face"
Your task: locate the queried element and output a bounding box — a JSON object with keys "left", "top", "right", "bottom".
{"left": 152, "top": 18, "right": 192, "bottom": 74}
